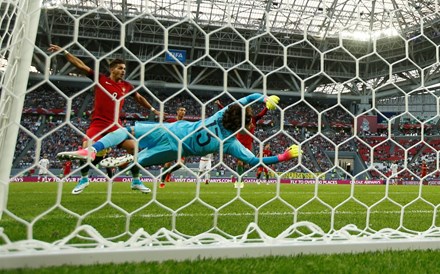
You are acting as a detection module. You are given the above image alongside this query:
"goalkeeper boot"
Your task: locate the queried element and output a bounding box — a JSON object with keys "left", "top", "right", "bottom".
{"left": 100, "top": 154, "right": 134, "bottom": 168}
{"left": 58, "top": 148, "right": 96, "bottom": 161}
{"left": 72, "top": 177, "right": 89, "bottom": 195}
{"left": 131, "top": 178, "right": 151, "bottom": 194}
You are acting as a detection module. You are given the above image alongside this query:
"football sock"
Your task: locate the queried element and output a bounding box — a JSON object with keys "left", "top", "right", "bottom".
{"left": 131, "top": 165, "right": 140, "bottom": 179}
{"left": 92, "top": 155, "right": 113, "bottom": 178}
{"left": 161, "top": 164, "right": 182, "bottom": 181}
{"left": 161, "top": 171, "right": 167, "bottom": 182}
{"left": 80, "top": 160, "right": 89, "bottom": 177}
{"left": 237, "top": 165, "right": 244, "bottom": 182}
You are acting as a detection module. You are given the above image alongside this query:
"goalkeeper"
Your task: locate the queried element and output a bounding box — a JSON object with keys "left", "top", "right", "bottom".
{"left": 215, "top": 97, "right": 269, "bottom": 189}
{"left": 57, "top": 93, "right": 301, "bottom": 169}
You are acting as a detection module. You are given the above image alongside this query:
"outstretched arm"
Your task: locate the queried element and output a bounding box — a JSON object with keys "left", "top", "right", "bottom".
{"left": 223, "top": 93, "right": 280, "bottom": 111}
{"left": 48, "top": 44, "right": 91, "bottom": 74}
{"left": 226, "top": 140, "right": 301, "bottom": 166}
{"left": 236, "top": 93, "right": 265, "bottom": 106}
{"left": 254, "top": 107, "right": 269, "bottom": 121}
{"left": 133, "top": 92, "right": 161, "bottom": 116}
{"left": 215, "top": 100, "right": 224, "bottom": 109}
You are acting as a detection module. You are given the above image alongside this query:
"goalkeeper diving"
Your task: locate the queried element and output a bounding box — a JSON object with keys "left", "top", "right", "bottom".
{"left": 57, "top": 93, "right": 302, "bottom": 169}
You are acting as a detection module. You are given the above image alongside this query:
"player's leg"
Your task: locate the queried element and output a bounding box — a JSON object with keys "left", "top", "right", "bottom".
{"left": 161, "top": 157, "right": 185, "bottom": 186}
{"left": 93, "top": 149, "right": 113, "bottom": 177}
{"left": 57, "top": 127, "right": 131, "bottom": 161}
{"left": 198, "top": 160, "right": 205, "bottom": 185}
{"left": 129, "top": 164, "right": 151, "bottom": 193}
{"left": 119, "top": 139, "right": 150, "bottom": 193}
{"left": 42, "top": 170, "right": 48, "bottom": 181}
{"left": 264, "top": 168, "right": 269, "bottom": 184}
{"left": 204, "top": 159, "right": 211, "bottom": 184}
{"left": 134, "top": 132, "right": 179, "bottom": 189}
{"left": 138, "top": 147, "right": 178, "bottom": 189}
{"left": 256, "top": 166, "right": 262, "bottom": 184}
{"left": 72, "top": 140, "right": 93, "bottom": 195}
{"left": 256, "top": 167, "right": 262, "bottom": 180}
{"left": 160, "top": 162, "right": 172, "bottom": 188}
{"left": 70, "top": 126, "right": 114, "bottom": 194}
{"left": 235, "top": 159, "right": 245, "bottom": 188}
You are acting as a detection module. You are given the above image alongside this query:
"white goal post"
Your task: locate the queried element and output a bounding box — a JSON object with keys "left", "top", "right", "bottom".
{"left": 1, "top": 0, "right": 440, "bottom": 270}
{"left": 0, "top": 1, "right": 42, "bottom": 219}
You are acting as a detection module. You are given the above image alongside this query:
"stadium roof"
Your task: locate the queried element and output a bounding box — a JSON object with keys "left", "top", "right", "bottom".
{"left": 38, "top": 0, "right": 440, "bottom": 97}
{"left": 52, "top": 0, "right": 439, "bottom": 40}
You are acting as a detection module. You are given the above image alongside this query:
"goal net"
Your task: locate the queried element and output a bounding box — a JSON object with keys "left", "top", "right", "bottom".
{"left": 1, "top": 0, "right": 440, "bottom": 269}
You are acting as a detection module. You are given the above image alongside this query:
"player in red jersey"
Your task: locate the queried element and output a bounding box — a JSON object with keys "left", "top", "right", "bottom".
{"left": 49, "top": 44, "right": 160, "bottom": 195}
{"left": 215, "top": 99, "right": 269, "bottom": 188}
{"left": 62, "top": 160, "right": 72, "bottom": 178}
{"left": 256, "top": 143, "right": 272, "bottom": 185}
{"left": 159, "top": 106, "right": 186, "bottom": 188}
{"left": 421, "top": 160, "right": 428, "bottom": 178}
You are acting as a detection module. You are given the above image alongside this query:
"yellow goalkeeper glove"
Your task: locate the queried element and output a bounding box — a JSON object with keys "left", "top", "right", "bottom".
{"left": 278, "top": 144, "right": 302, "bottom": 161}
{"left": 264, "top": 95, "right": 280, "bottom": 110}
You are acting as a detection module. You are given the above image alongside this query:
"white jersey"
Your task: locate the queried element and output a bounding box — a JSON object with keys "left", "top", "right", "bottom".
{"left": 199, "top": 154, "right": 213, "bottom": 181}
{"left": 390, "top": 163, "right": 398, "bottom": 175}
{"left": 199, "top": 153, "right": 213, "bottom": 172}
{"left": 200, "top": 154, "right": 213, "bottom": 161}
{"left": 39, "top": 158, "right": 50, "bottom": 174}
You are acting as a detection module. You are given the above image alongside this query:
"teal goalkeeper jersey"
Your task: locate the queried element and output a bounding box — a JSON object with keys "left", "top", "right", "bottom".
{"left": 98, "top": 92, "right": 284, "bottom": 166}
{"left": 161, "top": 93, "right": 269, "bottom": 165}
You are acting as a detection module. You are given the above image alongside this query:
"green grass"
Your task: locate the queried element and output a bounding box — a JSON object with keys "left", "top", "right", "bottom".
{"left": 1, "top": 182, "right": 440, "bottom": 272}
{"left": 1, "top": 182, "right": 440, "bottom": 243}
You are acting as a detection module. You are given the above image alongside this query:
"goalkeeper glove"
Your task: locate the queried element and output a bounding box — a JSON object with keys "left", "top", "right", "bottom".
{"left": 277, "top": 144, "right": 302, "bottom": 162}
{"left": 264, "top": 95, "right": 280, "bottom": 110}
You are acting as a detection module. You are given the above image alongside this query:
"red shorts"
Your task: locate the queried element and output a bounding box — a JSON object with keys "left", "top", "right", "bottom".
{"left": 84, "top": 121, "right": 122, "bottom": 142}
{"left": 257, "top": 166, "right": 268, "bottom": 173}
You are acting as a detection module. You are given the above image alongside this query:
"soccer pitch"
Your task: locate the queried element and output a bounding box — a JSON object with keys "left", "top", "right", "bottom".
{"left": 1, "top": 181, "right": 439, "bottom": 244}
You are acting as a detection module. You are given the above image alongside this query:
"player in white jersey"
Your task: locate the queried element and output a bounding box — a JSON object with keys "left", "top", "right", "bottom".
{"left": 38, "top": 154, "right": 50, "bottom": 181}
{"left": 198, "top": 153, "right": 213, "bottom": 184}
{"left": 390, "top": 161, "right": 399, "bottom": 185}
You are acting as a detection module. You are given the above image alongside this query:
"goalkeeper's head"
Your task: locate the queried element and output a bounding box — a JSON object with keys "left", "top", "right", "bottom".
{"left": 222, "top": 103, "right": 252, "bottom": 133}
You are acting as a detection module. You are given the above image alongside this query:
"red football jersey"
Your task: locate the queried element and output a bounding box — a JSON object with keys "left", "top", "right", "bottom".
{"left": 421, "top": 163, "right": 428, "bottom": 176}
{"left": 63, "top": 161, "right": 72, "bottom": 175}
{"left": 166, "top": 117, "right": 178, "bottom": 123}
{"left": 236, "top": 108, "right": 268, "bottom": 149}
{"left": 262, "top": 148, "right": 272, "bottom": 157}
{"left": 88, "top": 71, "right": 133, "bottom": 125}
